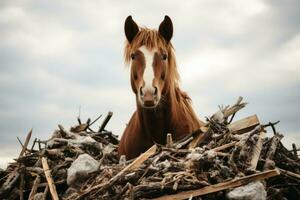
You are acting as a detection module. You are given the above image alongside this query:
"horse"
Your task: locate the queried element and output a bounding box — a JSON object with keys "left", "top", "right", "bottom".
{"left": 118, "top": 15, "right": 205, "bottom": 160}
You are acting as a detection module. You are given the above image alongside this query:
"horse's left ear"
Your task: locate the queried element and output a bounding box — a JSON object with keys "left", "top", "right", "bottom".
{"left": 158, "top": 15, "right": 173, "bottom": 43}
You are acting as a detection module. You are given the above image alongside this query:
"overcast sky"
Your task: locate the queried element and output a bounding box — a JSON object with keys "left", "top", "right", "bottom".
{"left": 0, "top": 0, "right": 299, "bottom": 168}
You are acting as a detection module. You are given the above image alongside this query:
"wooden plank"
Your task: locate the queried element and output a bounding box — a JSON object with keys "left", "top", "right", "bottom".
{"left": 152, "top": 169, "right": 280, "bottom": 200}
{"left": 41, "top": 157, "right": 59, "bottom": 200}
{"left": 188, "top": 127, "right": 209, "bottom": 149}
{"left": 249, "top": 131, "right": 265, "bottom": 170}
{"left": 122, "top": 144, "right": 157, "bottom": 171}
{"left": 228, "top": 115, "right": 260, "bottom": 134}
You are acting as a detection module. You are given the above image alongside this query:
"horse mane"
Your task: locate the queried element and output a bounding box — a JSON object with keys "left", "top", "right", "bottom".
{"left": 124, "top": 28, "right": 201, "bottom": 131}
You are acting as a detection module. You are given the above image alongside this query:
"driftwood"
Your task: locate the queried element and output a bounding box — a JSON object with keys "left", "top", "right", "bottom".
{"left": 153, "top": 169, "right": 280, "bottom": 200}
{"left": 228, "top": 115, "right": 260, "bottom": 134}
{"left": 0, "top": 98, "right": 299, "bottom": 200}
{"left": 28, "top": 175, "right": 40, "bottom": 200}
{"left": 41, "top": 157, "right": 59, "bottom": 200}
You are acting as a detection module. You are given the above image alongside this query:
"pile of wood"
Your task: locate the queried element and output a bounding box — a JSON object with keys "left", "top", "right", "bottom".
{"left": 0, "top": 97, "right": 299, "bottom": 200}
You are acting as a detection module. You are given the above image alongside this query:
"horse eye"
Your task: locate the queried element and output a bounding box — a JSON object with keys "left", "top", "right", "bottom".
{"left": 162, "top": 54, "right": 167, "bottom": 60}
{"left": 133, "top": 73, "right": 138, "bottom": 80}
{"left": 161, "top": 73, "right": 165, "bottom": 80}
{"left": 131, "top": 53, "right": 136, "bottom": 60}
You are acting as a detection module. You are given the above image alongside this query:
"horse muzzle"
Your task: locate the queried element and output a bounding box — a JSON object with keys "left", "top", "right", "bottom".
{"left": 139, "top": 86, "right": 159, "bottom": 108}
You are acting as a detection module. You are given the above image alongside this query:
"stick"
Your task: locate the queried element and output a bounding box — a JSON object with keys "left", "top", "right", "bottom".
{"left": 223, "top": 96, "right": 247, "bottom": 118}
{"left": 188, "top": 128, "right": 211, "bottom": 149}
{"left": 19, "top": 171, "right": 24, "bottom": 200}
{"left": 43, "top": 185, "right": 49, "bottom": 200}
{"left": 99, "top": 111, "right": 113, "bottom": 132}
{"left": 41, "top": 157, "right": 59, "bottom": 200}
{"left": 262, "top": 121, "right": 280, "bottom": 135}
{"left": 292, "top": 143, "right": 298, "bottom": 160}
{"left": 19, "top": 129, "right": 32, "bottom": 157}
{"left": 89, "top": 114, "right": 102, "bottom": 127}
{"left": 30, "top": 138, "right": 37, "bottom": 151}
{"left": 211, "top": 141, "right": 237, "bottom": 152}
{"left": 279, "top": 168, "right": 300, "bottom": 179}
{"left": 152, "top": 169, "right": 280, "bottom": 200}
{"left": 28, "top": 176, "right": 40, "bottom": 200}
{"left": 17, "top": 137, "right": 24, "bottom": 149}
{"left": 166, "top": 133, "right": 173, "bottom": 148}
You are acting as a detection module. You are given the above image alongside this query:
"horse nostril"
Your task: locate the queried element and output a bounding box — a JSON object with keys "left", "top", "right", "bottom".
{"left": 139, "top": 87, "right": 144, "bottom": 97}
{"left": 153, "top": 87, "right": 158, "bottom": 96}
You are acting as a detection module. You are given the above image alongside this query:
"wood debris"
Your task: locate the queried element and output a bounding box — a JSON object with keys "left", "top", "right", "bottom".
{"left": 0, "top": 98, "right": 299, "bottom": 200}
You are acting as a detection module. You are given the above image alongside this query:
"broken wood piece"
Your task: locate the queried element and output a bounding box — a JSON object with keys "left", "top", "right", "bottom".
{"left": 279, "top": 168, "right": 300, "bottom": 179}
{"left": 28, "top": 176, "right": 40, "bottom": 200}
{"left": 211, "top": 96, "right": 247, "bottom": 123}
{"left": 152, "top": 169, "right": 280, "bottom": 200}
{"left": 19, "top": 129, "right": 32, "bottom": 157}
{"left": 30, "top": 138, "right": 37, "bottom": 151}
{"left": 249, "top": 131, "right": 265, "bottom": 170}
{"left": 223, "top": 96, "right": 247, "bottom": 119}
{"left": 41, "top": 157, "right": 59, "bottom": 200}
{"left": 89, "top": 114, "right": 102, "bottom": 127}
{"left": 120, "top": 144, "right": 157, "bottom": 172}
{"left": 211, "top": 141, "right": 237, "bottom": 152}
{"left": 99, "top": 111, "right": 113, "bottom": 132}
{"left": 19, "top": 170, "right": 24, "bottom": 200}
{"left": 263, "top": 133, "right": 283, "bottom": 170}
{"left": 17, "top": 137, "right": 24, "bottom": 149}
{"left": 176, "top": 137, "right": 194, "bottom": 149}
{"left": 166, "top": 133, "right": 173, "bottom": 148}
{"left": 188, "top": 128, "right": 210, "bottom": 149}
{"left": 292, "top": 143, "right": 298, "bottom": 160}
{"left": 228, "top": 115, "right": 260, "bottom": 134}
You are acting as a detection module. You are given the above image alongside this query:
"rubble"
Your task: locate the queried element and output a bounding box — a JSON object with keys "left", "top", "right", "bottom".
{"left": 0, "top": 97, "right": 299, "bottom": 200}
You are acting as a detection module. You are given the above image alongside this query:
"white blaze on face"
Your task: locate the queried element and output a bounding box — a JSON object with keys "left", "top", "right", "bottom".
{"left": 139, "top": 46, "right": 154, "bottom": 91}
{"left": 139, "top": 46, "right": 155, "bottom": 93}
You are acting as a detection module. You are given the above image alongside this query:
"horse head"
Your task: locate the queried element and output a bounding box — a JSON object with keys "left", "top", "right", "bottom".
{"left": 124, "top": 16, "right": 176, "bottom": 109}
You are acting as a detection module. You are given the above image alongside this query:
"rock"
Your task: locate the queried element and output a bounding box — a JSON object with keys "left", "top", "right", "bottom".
{"left": 227, "top": 181, "right": 266, "bottom": 200}
{"left": 67, "top": 154, "right": 100, "bottom": 186}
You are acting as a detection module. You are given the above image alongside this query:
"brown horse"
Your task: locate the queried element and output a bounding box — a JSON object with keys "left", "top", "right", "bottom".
{"left": 118, "top": 16, "right": 204, "bottom": 159}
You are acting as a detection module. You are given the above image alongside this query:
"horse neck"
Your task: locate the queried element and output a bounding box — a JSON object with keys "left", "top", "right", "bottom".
{"left": 136, "top": 92, "right": 173, "bottom": 144}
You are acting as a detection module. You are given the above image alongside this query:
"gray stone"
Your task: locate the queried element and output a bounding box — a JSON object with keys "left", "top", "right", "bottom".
{"left": 227, "top": 181, "right": 266, "bottom": 200}
{"left": 67, "top": 153, "right": 100, "bottom": 186}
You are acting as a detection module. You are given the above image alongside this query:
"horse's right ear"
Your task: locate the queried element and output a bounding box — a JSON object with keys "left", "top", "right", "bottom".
{"left": 124, "top": 16, "right": 139, "bottom": 43}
